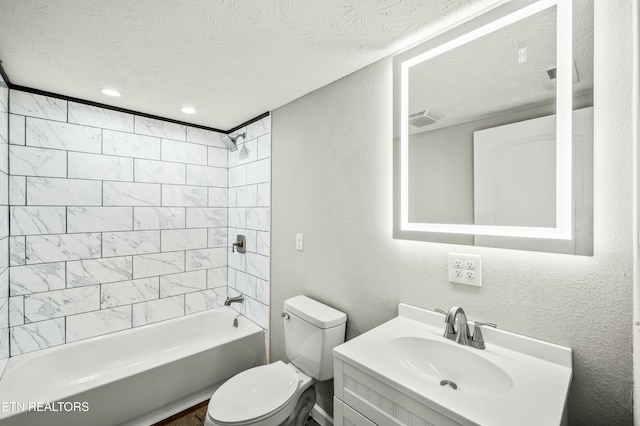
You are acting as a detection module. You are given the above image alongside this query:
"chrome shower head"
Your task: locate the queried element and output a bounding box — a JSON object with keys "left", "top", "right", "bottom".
{"left": 221, "top": 132, "right": 246, "bottom": 152}
{"left": 221, "top": 135, "right": 237, "bottom": 151}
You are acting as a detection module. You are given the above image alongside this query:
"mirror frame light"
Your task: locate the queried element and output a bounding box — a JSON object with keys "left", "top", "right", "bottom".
{"left": 399, "top": 0, "right": 573, "bottom": 239}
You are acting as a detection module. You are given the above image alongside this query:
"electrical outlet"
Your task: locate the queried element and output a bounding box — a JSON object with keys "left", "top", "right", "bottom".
{"left": 295, "top": 233, "right": 304, "bottom": 251}
{"left": 448, "top": 253, "right": 482, "bottom": 287}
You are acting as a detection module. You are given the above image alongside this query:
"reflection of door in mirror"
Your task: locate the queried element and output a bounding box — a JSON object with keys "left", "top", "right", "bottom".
{"left": 473, "top": 106, "right": 593, "bottom": 255}
{"left": 474, "top": 115, "right": 557, "bottom": 229}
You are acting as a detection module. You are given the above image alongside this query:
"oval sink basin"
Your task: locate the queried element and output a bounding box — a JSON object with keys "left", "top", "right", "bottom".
{"left": 388, "top": 337, "right": 513, "bottom": 395}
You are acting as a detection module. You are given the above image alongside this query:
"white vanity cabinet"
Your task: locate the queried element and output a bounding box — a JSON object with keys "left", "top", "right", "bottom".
{"left": 333, "top": 398, "right": 376, "bottom": 426}
{"left": 333, "top": 358, "right": 460, "bottom": 426}
{"left": 332, "top": 303, "right": 572, "bottom": 426}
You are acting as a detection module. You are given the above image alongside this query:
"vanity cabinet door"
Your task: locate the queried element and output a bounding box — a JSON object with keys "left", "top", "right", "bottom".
{"left": 335, "top": 360, "right": 462, "bottom": 426}
{"left": 334, "top": 397, "right": 376, "bottom": 426}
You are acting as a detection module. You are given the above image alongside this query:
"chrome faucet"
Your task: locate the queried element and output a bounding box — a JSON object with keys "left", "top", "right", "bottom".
{"left": 444, "top": 306, "right": 471, "bottom": 346}
{"left": 442, "top": 306, "right": 496, "bottom": 350}
{"left": 224, "top": 296, "right": 244, "bottom": 306}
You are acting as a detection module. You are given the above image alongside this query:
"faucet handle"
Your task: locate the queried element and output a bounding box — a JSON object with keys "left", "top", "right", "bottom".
{"left": 470, "top": 322, "right": 497, "bottom": 349}
{"left": 435, "top": 308, "right": 456, "bottom": 340}
{"left": 232, "top": 235, "right": 246, "bottom": 253}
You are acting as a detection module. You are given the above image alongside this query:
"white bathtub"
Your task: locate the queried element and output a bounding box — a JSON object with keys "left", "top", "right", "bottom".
{"left": 0, "top": 307, "right": 263, "bottom": 426}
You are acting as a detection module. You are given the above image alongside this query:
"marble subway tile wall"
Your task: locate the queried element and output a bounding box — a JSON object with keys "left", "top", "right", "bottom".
{"left": 0, "top": 75, "right": 9, "bottom": 376}
{"left": 7, "top": 90, "right": 231, "bottom": 355}
{"left": 227, "top": 119, "right": 271, "bottom": 339}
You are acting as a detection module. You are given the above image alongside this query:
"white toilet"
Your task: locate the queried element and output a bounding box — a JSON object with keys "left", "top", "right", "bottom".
{"left": 204, "top": 295, "right": 347, "bottom": 426}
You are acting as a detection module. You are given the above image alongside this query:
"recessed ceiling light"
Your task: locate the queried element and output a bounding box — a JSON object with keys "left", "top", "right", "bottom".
{"left": 101, "top": 88, "right": 121, "bottom": 97}
{"left": 181, "top": 107, "right": 196, "bottom": 114}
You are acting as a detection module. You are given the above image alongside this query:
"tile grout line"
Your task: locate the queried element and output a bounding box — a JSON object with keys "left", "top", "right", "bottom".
{"left": 5, "top": 101, "right": 269, "bottom": 353}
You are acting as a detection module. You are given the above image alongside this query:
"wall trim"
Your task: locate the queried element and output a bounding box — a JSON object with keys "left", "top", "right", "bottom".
{"left": 227, "top": 111, "right": 270, "bottom": 134}
{"left": 0, "top": 61, "right": 268, "bottom": 135}
{"left": 0, "top": 60, "right": 10, "bottom": 88}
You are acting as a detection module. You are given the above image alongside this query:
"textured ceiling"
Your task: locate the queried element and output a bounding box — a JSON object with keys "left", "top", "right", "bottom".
{"left": 0, "top": 0, "right": 506, "bottom": 130}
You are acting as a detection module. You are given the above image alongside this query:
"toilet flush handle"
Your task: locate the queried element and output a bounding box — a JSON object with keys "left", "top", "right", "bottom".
{"left": 281, "top": 312, "right": 290, "bottom": 320}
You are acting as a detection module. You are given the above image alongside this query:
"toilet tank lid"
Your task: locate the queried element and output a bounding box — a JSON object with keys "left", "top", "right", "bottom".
{"left": 284, "top": 295, "right": 347, "bottom": 329}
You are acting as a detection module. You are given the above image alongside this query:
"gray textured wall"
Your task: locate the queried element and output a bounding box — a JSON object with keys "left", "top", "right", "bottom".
{"left": 270, "top": 1, "right": 634, "bottom": 424}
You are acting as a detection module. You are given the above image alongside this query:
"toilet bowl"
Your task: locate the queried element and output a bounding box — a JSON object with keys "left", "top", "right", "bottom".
{"left": 204, "top": 296, "right": 347, "bottom": 426}
{"left": 205, "top": 361, "right": 314, "bottom": 426}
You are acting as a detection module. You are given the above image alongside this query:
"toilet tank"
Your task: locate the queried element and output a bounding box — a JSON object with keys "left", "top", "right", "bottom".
{"left": 283, "top": 296, "right": 347, "bottom": 381}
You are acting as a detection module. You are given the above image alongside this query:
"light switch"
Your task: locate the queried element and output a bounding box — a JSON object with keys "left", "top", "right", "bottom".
{"left": 296, "top": 234, "right": 304, "bottom": 251}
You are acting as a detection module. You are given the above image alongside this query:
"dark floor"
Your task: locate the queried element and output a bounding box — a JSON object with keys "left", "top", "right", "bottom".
{"left": 152, "top": 401, "right": 208, "bottom": 426}
{"left": 153, "top": 401, "right": 321, "bottom": 426}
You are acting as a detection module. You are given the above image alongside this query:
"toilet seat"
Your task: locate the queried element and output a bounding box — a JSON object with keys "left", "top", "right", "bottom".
{"left": 208, "top": 361, "right": 300, "bottom": 425}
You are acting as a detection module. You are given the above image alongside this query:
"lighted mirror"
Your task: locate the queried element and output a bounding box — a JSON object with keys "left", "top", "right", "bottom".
{"left": 393, "top": 0, "right": 593, "bottom": 255}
